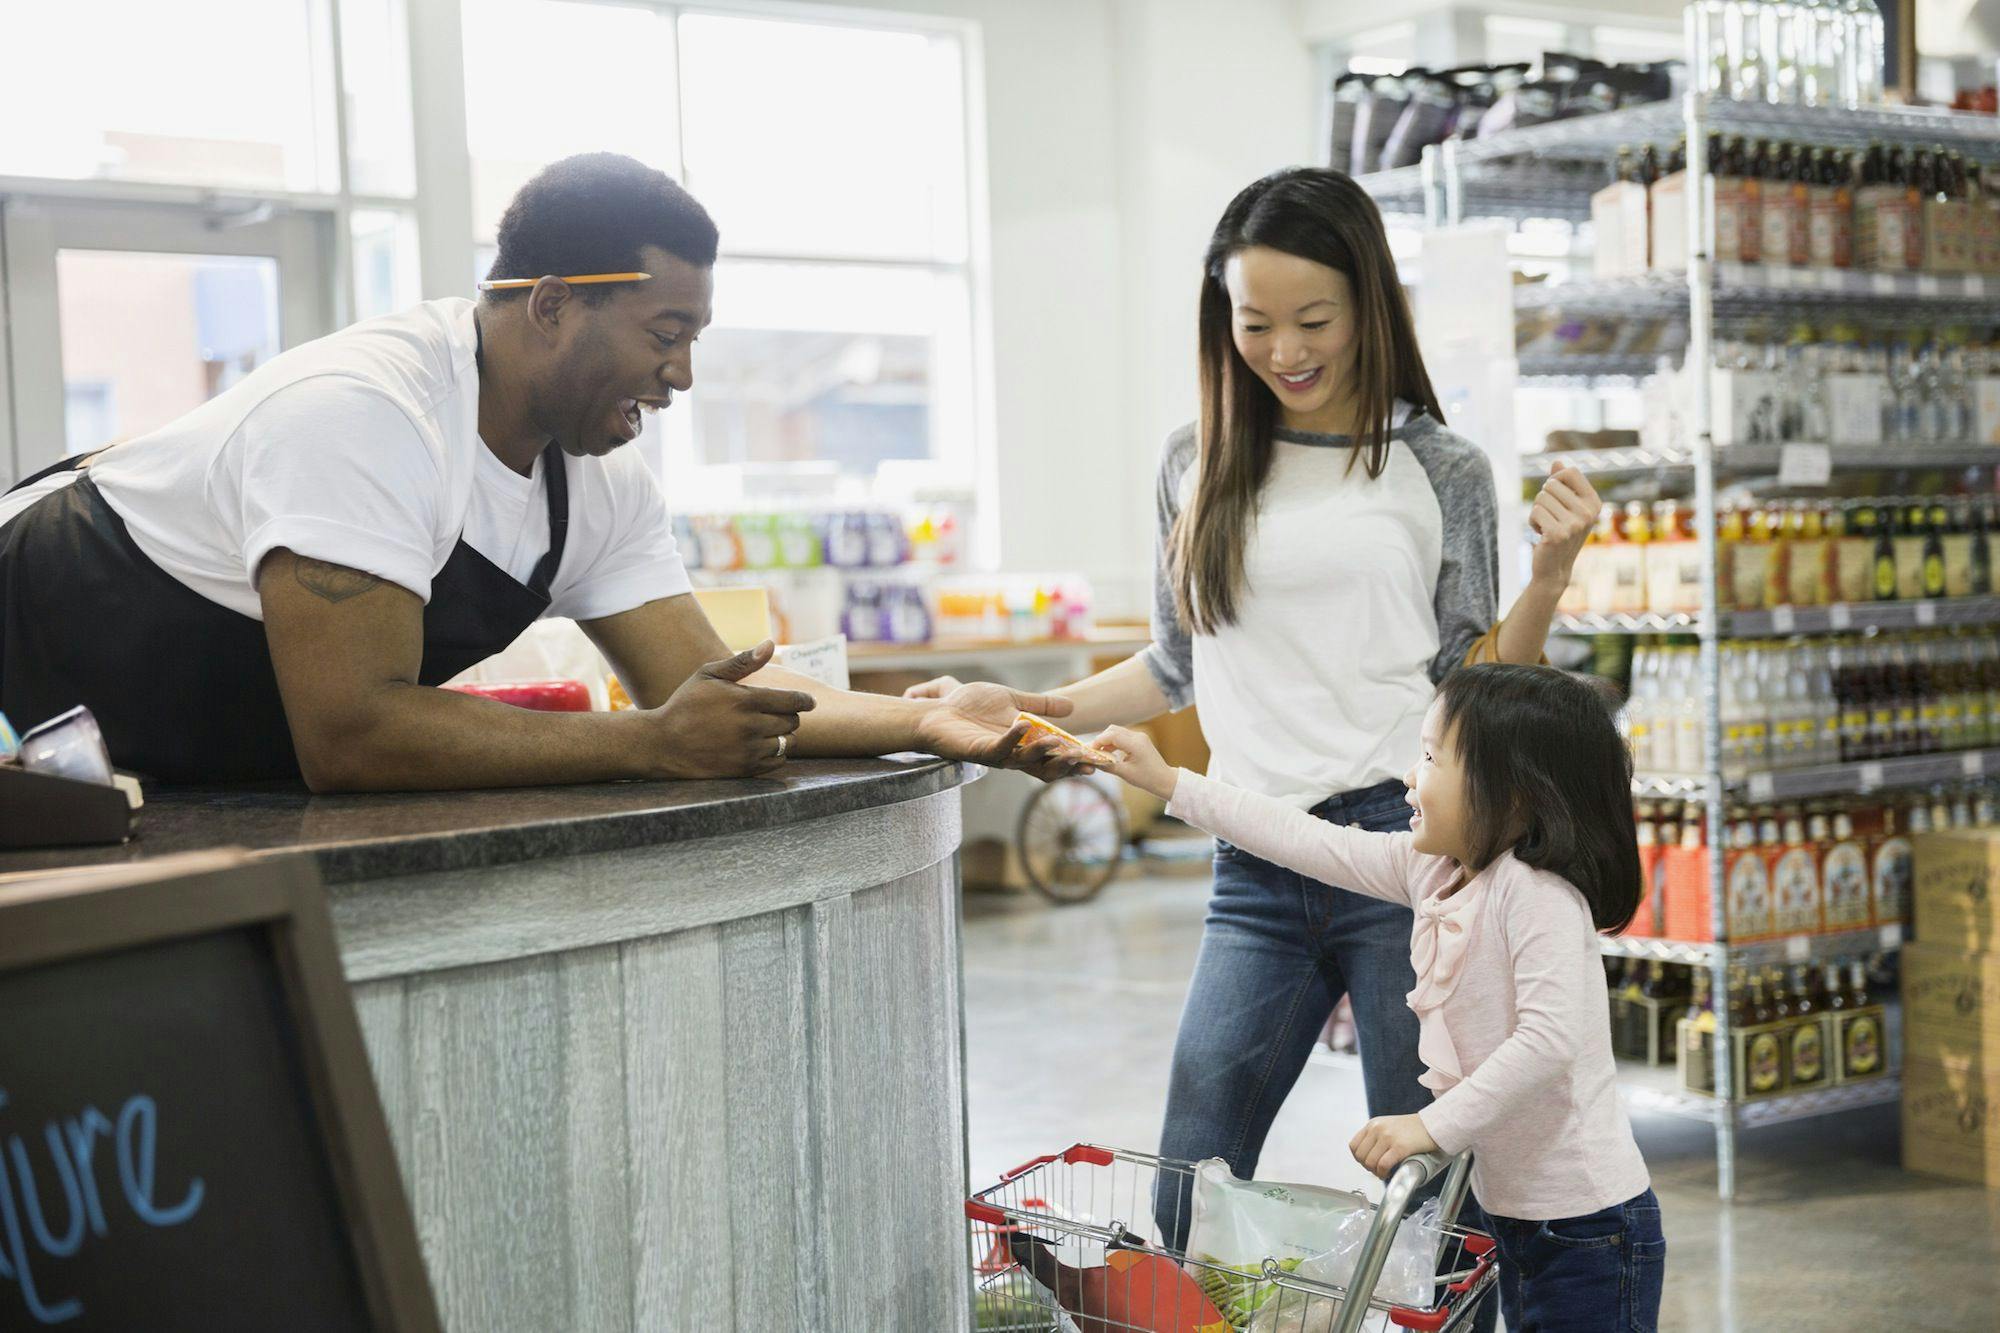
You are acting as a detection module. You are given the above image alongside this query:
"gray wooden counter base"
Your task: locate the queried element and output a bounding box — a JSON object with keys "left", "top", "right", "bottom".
{"left": 0, "top": 758, "right": 978, "bottom": 1332}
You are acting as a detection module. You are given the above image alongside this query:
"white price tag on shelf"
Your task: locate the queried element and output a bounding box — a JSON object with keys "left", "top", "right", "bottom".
{"left": 1818, "top": 268, "right": 1844, "bottom": 292}
{"left": 1872, "top": 273, "right": 1898, "bottom": 295}
{"left": 1859, "top": 762, "right": 1884, "bottom": 791}
{"left": 1880, "top": 923, "right": 1904, "bottom": 949}
{"left": 1965, "top": 751, "right": 1986, "bottom": 777}
{"left": 1748, "top": 773, "right": 1775, "bottom": 801}
{"left": 1829, "top": 604, "right": 1853, "bottom": 630}
{"left": 1778, "top": 444, "right": 1832, "bottom": 488}
{"left": 1917, "top": 273, "right": 1943, "bottom": 297}
{"left": 1771, "top": 607, "right": 1796, "bottom": 634}
{"left": 1969, "top": 275, "right": 1989, "bottom": 298}
{"left": 1916, "top": 601, "right": 1939, "bottom": 625}
{"left": 1785, "top": 936, "right": 1811, "bottom": 962}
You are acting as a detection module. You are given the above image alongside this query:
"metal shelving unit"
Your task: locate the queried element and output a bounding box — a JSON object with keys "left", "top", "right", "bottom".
{"left": 1602, "top": 923, "right": 1904, "bottom": 969}
{"left": 1357, "top": 66, "right": 2000, "bottom": 1198}
{"left": 1554, "top": 594, "right": 2000, "bottom": 637}
{"left": 1615, "top": 1060, "right": 1902, "bottom": 1126}
{"left": 1522, "top": 441, "right": 2000, "bottom": 480}
{"left": 1634, "top": 744, "right": 2000, "bottom": 801}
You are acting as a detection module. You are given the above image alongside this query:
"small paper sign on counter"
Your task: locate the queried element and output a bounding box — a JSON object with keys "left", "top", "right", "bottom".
{"left": 1778, "top": 443, "right": 1832, "bottom": 488}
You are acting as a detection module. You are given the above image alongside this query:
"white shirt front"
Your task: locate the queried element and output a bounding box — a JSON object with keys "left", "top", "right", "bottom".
{"left": 0, "top": 298, "right": 689, "bottom": 622}
{"left": 1184, "top": 434, "right": 1444, "bottom": 807}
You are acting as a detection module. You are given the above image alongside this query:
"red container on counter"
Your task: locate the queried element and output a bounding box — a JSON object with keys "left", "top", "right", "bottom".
{"left": 442, "top": 679, "right": 592, "bottom": 712}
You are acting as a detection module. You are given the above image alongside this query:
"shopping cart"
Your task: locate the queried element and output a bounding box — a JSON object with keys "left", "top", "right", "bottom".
{"left": 967, "top": 1144, "right": 1497, "bottom": 1333}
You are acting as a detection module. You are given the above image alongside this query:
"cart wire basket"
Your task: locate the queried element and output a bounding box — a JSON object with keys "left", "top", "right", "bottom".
{"left": 967, "top": 1144, "right": 1497, "bottom": 1333}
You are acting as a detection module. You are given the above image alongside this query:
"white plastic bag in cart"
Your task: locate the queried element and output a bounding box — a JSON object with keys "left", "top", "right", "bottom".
{"left": 1183, "top": 1158, "right": 1371, "bottom": 1329}
{"left": 1240, "top": 1200, "right": 1446, "bottom": 1333}
{"left": 1299, "top": 1197, "right": 1445, "bottom": 1309}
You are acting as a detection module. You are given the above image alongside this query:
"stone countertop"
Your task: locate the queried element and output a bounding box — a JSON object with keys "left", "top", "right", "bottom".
{"left": 0, "top": 757, "right": 971, "bottom": 884}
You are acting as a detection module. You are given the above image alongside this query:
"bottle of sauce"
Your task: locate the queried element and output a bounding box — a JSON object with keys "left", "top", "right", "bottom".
{"left": 1871, "top": 503, "right": 1900, "bottom": 601}
{"left": 1614, "top": 500, "right": 1650, "bottom": 615}
{"left": 1744, "top": 971, "right": 1786, "bottom": 1096}
{"left": 1896, "top": 503, "right": 1931, "bottom": 601}
{"left": 1923, "top": 502, "right": 1950, "bottom": 598}
{"left": 1786, "top": 962, "right": 1828, "bottom": 1088}
{"left": 1787, "top": 502, "right": 1829, "bottom": 607}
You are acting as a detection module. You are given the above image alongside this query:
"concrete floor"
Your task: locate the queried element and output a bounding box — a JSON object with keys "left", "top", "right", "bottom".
{"left": 964, "top": 871, "right": 2000, "bottom": 1332}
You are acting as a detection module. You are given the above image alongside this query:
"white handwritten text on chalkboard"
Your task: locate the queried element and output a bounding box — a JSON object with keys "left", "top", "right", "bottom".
{"left": 0, "top": 1088, "right": 207, "bottom": 1325}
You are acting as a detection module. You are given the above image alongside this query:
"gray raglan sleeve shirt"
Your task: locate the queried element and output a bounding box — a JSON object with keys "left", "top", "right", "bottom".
{"left": 1134, "top": 417, "right": 1499, "bottom": 713}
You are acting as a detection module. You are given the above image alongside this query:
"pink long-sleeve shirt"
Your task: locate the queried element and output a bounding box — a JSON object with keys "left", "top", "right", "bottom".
{"left": 1168, "top": 769, "right": 1651, "bottom": 1221}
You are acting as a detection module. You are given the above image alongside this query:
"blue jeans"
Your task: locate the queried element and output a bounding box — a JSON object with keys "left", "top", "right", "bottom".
{"left": 1484, "top": 1189, "right": 1665, "bottom": 1333}
{"left": 1155, "top": 777, "right": 1427, "bottom": 1243}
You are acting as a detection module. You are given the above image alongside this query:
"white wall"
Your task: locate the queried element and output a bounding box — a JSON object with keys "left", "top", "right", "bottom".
{"left": 795, "top": 0, "right": 1316, "bottom": 617}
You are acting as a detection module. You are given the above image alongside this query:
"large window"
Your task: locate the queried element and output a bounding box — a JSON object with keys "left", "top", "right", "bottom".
{"left": 462, "top": 2, "right": 983, "bottom": 502}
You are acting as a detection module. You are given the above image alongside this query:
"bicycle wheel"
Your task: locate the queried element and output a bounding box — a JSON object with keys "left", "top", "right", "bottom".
{"left": 1016, "top": 775, "right": 1127, "bottom": 905}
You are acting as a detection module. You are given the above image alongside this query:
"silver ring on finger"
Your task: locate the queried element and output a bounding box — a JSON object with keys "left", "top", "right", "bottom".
{"left": 776, "top": 732, "right": 791, "bottom": 761}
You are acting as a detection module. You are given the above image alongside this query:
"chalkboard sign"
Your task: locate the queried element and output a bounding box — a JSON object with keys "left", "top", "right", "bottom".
{"left": 0, "top": 851, "right": 439, "bottom": 1331}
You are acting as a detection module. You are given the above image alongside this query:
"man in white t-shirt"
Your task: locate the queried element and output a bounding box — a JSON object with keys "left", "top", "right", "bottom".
{"left": 0, "top": 153, "right": 1088, "bottom": 789}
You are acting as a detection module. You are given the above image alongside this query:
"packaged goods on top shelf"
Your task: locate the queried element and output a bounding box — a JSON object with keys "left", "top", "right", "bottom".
{"left": 1331, "top": 52, "right": 1678, "bottom": 175}
{"left": 1600, "top": 132, "right": 2000, "bottom": 280}
{"left": 1687, "top": 0, "right": 1887, "bottom": 109}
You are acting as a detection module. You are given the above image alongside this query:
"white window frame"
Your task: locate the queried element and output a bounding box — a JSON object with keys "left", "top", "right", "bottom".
{"left": 461, "top": 0, "right": 994, "bottom": 510}
{"left": 0, "top": 0, "right": 422, "bottom": 482}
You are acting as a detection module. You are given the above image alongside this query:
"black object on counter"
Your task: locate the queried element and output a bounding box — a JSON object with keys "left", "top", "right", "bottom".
{"left": 0, "top": 763, "right": 132, "bottom": 849}
{"left": 0, "top": 851, "right": 440, "bottom": 1331}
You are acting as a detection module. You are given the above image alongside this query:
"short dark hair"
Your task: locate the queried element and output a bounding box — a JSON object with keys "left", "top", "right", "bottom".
{"left": 485, "top": 153, "right": 719, "bottom": 301}
{"left": 1434, "top": 663, "right": 1642, "bottom": 934}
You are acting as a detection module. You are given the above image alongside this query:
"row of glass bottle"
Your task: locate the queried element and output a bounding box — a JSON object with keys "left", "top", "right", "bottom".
{"left": 1687, "top": 0, "right": 1886, "bottom": 109}
{"left": 1628, "top": 630, "right": 2000, "bottom": 779}
{"left": 1714, "top": 325, "right": 1999, "bottom": 447}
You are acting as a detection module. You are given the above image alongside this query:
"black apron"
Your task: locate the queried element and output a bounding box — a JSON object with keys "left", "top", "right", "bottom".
{"left": 0, "top": 442, "right": 570, "bottom": 784}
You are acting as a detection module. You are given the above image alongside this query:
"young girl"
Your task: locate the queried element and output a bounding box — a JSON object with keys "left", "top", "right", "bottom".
{"left": 1096, "top": 663, "right": 1663, "bottom": 1333}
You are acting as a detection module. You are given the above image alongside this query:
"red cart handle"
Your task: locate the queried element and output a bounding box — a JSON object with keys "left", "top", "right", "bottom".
{"left": 1387, "top": 1235, "right": 1497, "bottom": 1332}
{"left": 999, "top": 1143, "right": 1114, "bottom": 1182}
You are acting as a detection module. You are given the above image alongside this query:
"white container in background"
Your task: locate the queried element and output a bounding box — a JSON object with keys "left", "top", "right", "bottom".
{"left": 1711, "top": 366, "right": 1783, "bottom": 446}
{"left": 1976, "top": 377, "right": 2000, "bottom": 445}
{"left": 1826, "top": 373, "right": 1886, "bottom": 445}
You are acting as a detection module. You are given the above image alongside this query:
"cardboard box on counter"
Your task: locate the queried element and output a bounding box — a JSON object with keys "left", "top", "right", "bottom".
{"left": 1904, "top": 1055, "right": 2000, "bottom": 1187}
{"left": 1913, "top": 830, "right": 2000, "bottom": 953}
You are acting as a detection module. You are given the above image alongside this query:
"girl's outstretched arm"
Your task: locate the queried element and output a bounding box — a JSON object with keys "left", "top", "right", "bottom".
{"left": 1097, "top": 726, "right": 1430, "bottom": 907}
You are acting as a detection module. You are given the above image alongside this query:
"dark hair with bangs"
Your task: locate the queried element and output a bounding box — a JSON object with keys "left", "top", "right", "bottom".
{"left": 485, "top": 152, "right": 719, "bottom": 303}
{"left": 1434, "top": 663, "right": 1641, "bottom": 933}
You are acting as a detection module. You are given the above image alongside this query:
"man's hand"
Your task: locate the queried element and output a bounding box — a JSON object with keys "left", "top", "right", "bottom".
{"left": 902, "top": 675, "right": 964, "bottom": 700}
{"left": 911, "top": 682, "right": 1097, "bottom": 779}
{"left": 1349, "top": 1114, "right": 1440, "bottom": 1182}
{"left": 1527, "top": 462, "right": 1601, "bottom": 590}
{"left": 639, "top": 640, "right": 817, "bottom": 779}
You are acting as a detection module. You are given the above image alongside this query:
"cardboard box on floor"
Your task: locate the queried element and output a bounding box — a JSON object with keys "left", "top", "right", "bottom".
{"left": 1903, "top": 1055, "right": 2000, "bottom": 1186}
{"left": 1902, "top": 942, "right": 2000, "bottom": 1065}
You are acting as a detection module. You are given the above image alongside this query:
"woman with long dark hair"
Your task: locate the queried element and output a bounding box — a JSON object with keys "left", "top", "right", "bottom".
{"left": 908, "top": 168, "right": 1599, "bottom": 1247}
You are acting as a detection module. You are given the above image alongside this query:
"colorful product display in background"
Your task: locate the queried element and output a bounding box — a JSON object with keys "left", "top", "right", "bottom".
{"left": 1562, "top": 496, "right": 1998, "bottom": 619}
{"left": 1623, "top": 785, "right": 1983, "bottom": 944}
{"left": 670, "top": 505, "right": 1093, "bottom": 647}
